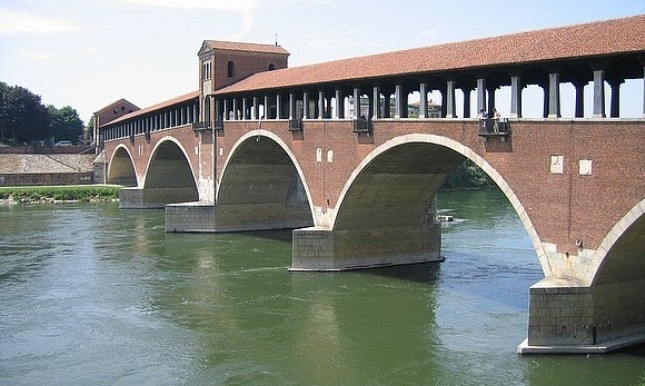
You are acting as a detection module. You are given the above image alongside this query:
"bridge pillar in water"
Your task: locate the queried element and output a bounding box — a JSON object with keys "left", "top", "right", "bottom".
{"left": 290, "top": 221, "right": 443, "bottom": 271}
{"left": 519, "top": 210, "right": 645, "bottom": 354}
{"left": 120, "top": 187, "right": 199, "bottom": 209}
{"left": 518, "top": 278, "right": 645, "bottom": 354}
{"left": 166, "top": 202, "right": 312, "bottom": 233}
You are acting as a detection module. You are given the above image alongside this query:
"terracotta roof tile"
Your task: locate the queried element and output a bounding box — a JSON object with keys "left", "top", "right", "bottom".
{"left": 215, "top": 15, "right": 645, "bottom": 94}
{"left": 103, "top": 91, "right": 199, "bottom": 127}
{"left": 203, "top": 40, "right": 289, "bottom": 55}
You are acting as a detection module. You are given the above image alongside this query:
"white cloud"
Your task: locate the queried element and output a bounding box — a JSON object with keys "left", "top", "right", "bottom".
{"left": 0, "top": 9, "right": 82, "bottom": 36}
{"left": 108, "top": 0, "right": 259, "bottom": 38}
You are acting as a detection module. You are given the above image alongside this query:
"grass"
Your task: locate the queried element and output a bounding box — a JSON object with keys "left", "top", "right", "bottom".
{"left": 0, "top": 185, "right": 121, "bottom": 202}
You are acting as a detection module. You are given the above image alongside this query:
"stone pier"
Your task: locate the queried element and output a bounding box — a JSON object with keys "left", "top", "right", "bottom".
{"left": 291, "top": 222, "right": 443, "bottom": 271}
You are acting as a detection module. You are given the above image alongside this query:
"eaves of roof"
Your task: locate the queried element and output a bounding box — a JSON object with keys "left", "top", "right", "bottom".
{"left": 214, "top": 15, "right": 645, "bottom": 95}
{"left": 101, "top": 91, "right": 199, "bottom": 128}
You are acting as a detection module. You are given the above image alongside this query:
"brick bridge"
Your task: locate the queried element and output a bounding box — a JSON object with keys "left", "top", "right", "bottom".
{"left": 96, "top": 16, "right": 645, "bottom": 354}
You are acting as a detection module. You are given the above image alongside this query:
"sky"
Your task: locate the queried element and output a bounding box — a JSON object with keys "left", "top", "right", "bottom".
{"left": 0, "top": 0, "right": 643, "bottom": 124}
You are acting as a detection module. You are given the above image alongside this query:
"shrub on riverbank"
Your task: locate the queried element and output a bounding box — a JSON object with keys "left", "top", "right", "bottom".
{"left": 0, "top": 185, "right": 120, "bottom": 203}
{"left": 440, "top": 160, "right": 494, "bottom": 191}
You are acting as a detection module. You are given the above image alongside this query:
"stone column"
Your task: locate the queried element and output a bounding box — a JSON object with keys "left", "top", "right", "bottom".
{"left": 477, "top": 78, "right": 487, "bottom": 116}
{"left": 193, "top": 104, "right": 198, "bottom": 123}
{"left": 462, "top": 87, "right": 472, "bottom": 118}
{"left": 353, "top": 87, "right": 360, "bottom": 118}
{"left": 222, "top": 99, "right": 228, "bottom": 121}
{"left": 541, "top": 82, "right": 549, "bottom": 118}
{"left": 334, "top": 89, "right": 344, "bottom": 119}
{"left": 573, "top": 80, "right": 585, "bottom": 118}
{"left": 419, "top": 82, "right": 428, "bottom": 119}
{"left": 446, "top": 80, "right": 456, "bottom": 118}
{"left": 608, "top": 79, "right": 622, "bottom": 118}
{"left": 276, "top": 94, "right": 282, "bottom": 120}
{"left": 252, "top": 96, "right": 259, "bottom": 120}
{"left": 383, "top": 93, "right": 391, "bottom": 118}
{"left": 510, "top": 75, "right": 522, "bottom": 118}
{"left": 593, "top": 69, "right": 606, "bottom": 118}
{"left": 303, "top": 91, "right": 310, "bottom": 119}
{"left": 232, "top": 99, "right": 239, "bottom": 120}
{"left": 487, "top": 85, "right": 496, "bottom": 117}
{"left": 318, "top": 90, "right": 325, "bottom": 119}
{"left": 372, "top": 86, "right": 380, "bottom": 119}
{"left": 241, "top": 98, "right": 248, "bottom": 120}
{"left": 263, "top": 95, "right": 270, "bottom": 119}
{"left": 395, "top": 84, "right": 404, "bottom": 119}
{"left": 289, "top": 92, "right": 296, "bottom": 120}
{"left": 548, "top": 72, "right": 561, "bottom": 118}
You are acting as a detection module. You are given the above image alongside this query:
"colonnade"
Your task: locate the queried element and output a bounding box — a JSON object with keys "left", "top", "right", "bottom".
{"left": 102, "top": 101, "right": 199, "bottom": 141}
{"left": 212, "top": 63, "right": 644, "bottom": 125}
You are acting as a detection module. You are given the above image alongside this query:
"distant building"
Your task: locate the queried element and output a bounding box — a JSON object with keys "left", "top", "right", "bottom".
{"left": 92, "top": 99, "right": 139, "bottom": 149}
{"left": 348, "top": 97, "right": 442, "bottom": 118}
{"left": 407, "top": 99, "right": 442, "bottom": 118}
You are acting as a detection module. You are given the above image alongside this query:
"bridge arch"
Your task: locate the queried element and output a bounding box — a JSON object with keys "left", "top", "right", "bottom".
{"left": 214, "top": 129, "right": 314, "bottom": 231}
{"left": 332, "top": 133, "right": 551, "bottom": 277}
{"left": 143, "top": 137, "right": 199, "bottom": 199}
{"left": 107, "top": 144, "right": 138, "bottom": 187}
{"left": 592, "top": 200, "right": 645, "bottom": 286}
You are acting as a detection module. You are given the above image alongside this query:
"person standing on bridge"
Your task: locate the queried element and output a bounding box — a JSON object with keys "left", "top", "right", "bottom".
{"left": 492, "top": 108, "right": 501, "bottom": 133}
{"left": 479, "top": 109, "right": 488, "bottom": 133}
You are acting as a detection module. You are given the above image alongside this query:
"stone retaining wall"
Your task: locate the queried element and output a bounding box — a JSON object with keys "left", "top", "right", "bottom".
{"left": 0, "top": 172, "right": 94, "bottom": 186}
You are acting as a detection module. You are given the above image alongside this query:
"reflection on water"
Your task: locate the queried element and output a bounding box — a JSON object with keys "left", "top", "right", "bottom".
{"left": 0, "top": 190, "right": 643, "bottom": 386}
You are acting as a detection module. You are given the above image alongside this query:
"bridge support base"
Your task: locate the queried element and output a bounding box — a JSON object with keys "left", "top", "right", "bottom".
{"left": 165, "top": 202, "right": 313, "bottom": 233}
{"left": 166, "top": 202, "right": 216, "bottom": 232}
{"left": 518, "top": 277, "right": 645, "bottom": 354}
{"left": 120, "top": 187, "right": 199, "bottom": 209}
{"left": 290, "top": 223, "right": 442, "bottom": 271}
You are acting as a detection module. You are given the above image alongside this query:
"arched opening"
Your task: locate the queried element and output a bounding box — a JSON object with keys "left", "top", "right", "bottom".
{"left": 215, "top": 134, "right": 313, "bottom": 232}
{"left": 108, "top": 146, "right": 137, "bottom": 187}
{"left": 586, "top": 206, "right": 645, "bottom": 342}
{"left": 140, "top": 139, "right": 199, "bottom": 206}
{"left": 296, "top": 134, "right": 546, "bottom": 275}
{"left": 227, "top": 61, "right": 235, "bottom": 78}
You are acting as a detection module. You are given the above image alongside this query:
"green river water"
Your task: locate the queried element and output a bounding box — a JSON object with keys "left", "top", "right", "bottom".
{"left": 1, "top": 189, "right": 643, "bottom": 385}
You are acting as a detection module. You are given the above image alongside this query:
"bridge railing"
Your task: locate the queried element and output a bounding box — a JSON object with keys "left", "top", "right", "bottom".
{"left": 478, "top": 118, "right": 510, "bottom": 140}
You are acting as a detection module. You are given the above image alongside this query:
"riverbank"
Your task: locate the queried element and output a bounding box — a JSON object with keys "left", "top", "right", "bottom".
{"left": 0, "top": 185, "right": 121, "bottom": 205}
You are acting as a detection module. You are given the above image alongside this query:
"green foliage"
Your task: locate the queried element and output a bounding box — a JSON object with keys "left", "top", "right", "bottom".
{"left": 0, "top": 81, "right": 50, "bottom": 143}
{"left": 0, "top": 186, "right": 120, "bottom": 202}
{"left": 48, "top": 105, "right": 84, "bottom": 143}
{"left": 441, "top": 159, "right": 494, "bottom": 190}
{"left": 0, "top": 81, "right": 84, "bottom": 144}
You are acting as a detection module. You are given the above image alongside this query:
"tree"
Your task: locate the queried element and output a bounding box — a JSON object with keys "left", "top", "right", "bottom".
{"left": 48, "top": 105, "right": 84, "bottom": 143}
{"left": 0, "top": 82, "right": 50, "bottom": 143}
{"left": 441, "top": 159, "right": 494, "bottom": 190}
